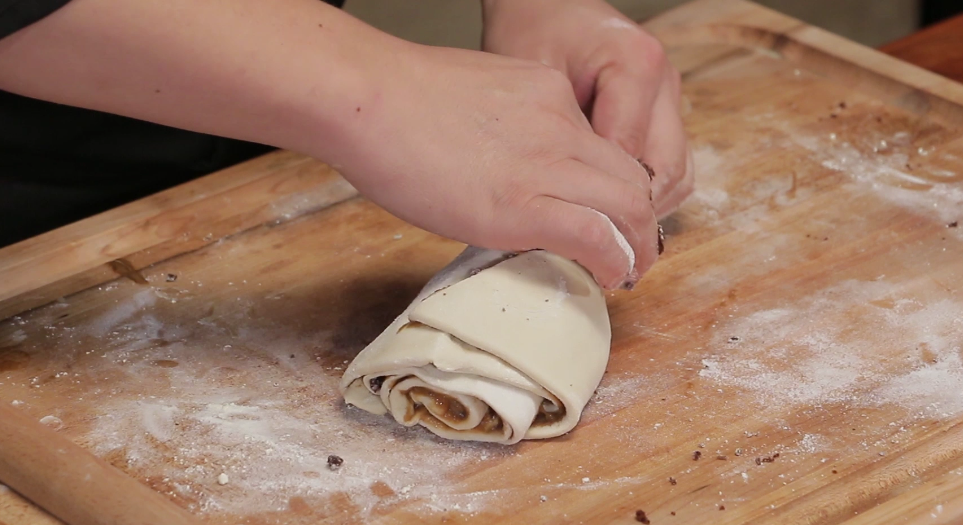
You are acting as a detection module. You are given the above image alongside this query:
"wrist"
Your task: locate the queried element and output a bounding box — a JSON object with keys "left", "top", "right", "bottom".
{"left": 273, "top": 19, "right": 416, "bottom": 168}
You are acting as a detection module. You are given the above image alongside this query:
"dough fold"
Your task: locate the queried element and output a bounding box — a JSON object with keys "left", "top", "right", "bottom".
{"left": 339, "top": 247, "right": 611, "bottom": 444}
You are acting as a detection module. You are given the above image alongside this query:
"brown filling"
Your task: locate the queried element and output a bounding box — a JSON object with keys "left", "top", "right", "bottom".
{"left": 408, "top": 386, "right": 470, "bottom": 422}
{"left": 532, "top": 399, "right": 566, "bottom": 426}
{"left": 400, "top": 384, "right": 566, "bottom": 434}
{"left": 396, "top": 321, "right": 425, "bottom": 333}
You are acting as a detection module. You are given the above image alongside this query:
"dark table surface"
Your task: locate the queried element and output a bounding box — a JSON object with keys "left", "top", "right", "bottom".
{"left": 881, "top": 13, "right": 963, "bottom": 83}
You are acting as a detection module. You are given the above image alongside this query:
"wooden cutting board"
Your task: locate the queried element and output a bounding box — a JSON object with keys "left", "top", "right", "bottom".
{"left": 3, "top": 0, "right": 963, "bottom": 523}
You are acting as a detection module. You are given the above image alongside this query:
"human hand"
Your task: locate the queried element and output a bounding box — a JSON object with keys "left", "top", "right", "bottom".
{"left": 480, "top": 0, "right": 693, "bottom": 219}
{"left": 332, "top": 43, "right": 661, "bottom": 290}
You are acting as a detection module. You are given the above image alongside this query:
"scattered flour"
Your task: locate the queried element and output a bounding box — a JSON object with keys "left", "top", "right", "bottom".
{"left": 89, "top": 378, "right": 512, "bottom": 517}
{"left": 700, "top": 279, "right": 963, "bottom": 418}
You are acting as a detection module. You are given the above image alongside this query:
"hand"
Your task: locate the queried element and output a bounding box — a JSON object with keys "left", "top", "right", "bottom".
{"left": 0, "top": 0, "right": 661, "bottom": 288}
{"left": 480, "top": 0, "right": 694, "bottom": 219}
{"left": 332, "top": 43, "right": 661, "bottom": 290}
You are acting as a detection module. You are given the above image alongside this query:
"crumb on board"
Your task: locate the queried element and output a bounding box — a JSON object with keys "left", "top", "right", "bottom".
{"left": 166, "top": 273, "right": 177, "bottom": 282}
{"left": 948, "top": 221, "right": 958, "bottom": 228}
{"left": 39, "top": 415, "right": 63, "bottom": 431}
{"left": 693, "top": 451, "right": 702, "bottom": 461}
{"left": 669, "top": 477, "right": 677, "bottom": 485}
{"left": 734, "top": 448, "right": 744, "bottom": 456}
{"left": 716, "top": 455, "right": 728, "bottom": 461}
{"left": 217, "top": 473, "right": 230, "bottom": 485}
{"left": 756, "top": 453, "right": 781, "bottom": 465}
{"left": 327, "top": 455, "right": 344, "bottom": 470}
{"left": 634, "top": 510, "right": 651, "bottom": 524}
{"left": 719, "top": 505, "right": 726, "bottom": 511}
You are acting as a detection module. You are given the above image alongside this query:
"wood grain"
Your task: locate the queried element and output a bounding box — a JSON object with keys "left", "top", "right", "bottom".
{"left": 0, "top": 150, "right": 358, "bottom": 320}
{"left": 3, "top": 1, "right": 963, "bottom": 524}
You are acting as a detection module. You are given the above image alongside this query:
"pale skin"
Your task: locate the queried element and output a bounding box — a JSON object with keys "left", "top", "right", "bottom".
{"left": 0, "top": 0, "right": 692, "bottom": 290}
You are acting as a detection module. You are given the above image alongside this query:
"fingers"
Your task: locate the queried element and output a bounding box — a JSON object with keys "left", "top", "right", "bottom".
{"left": 536, "top": 158, "right": 660, "bottom": 284}
{"left": 653, "top": 144, "right": 694, "bottom": 219}
{"left": 589, "top": 67, "right": 659, "bottom": 159}
{"left": 575, "top": 127, "right": 656, "bottom": 190}
{"left": 640, "top": 76, "right": 693, "bottom": 217}
{"left": 588, "top": 54, "right": 692, "bottom": 218}
{"left": 497, "top": 195, "right": 640, "bottom": 290}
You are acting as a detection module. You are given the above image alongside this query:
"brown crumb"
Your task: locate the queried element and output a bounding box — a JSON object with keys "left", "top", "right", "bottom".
{"left": 693, "top": 451, "right": 702, "bottom": 461}
{"left": 635, "top": 510, "right": 650, "bottom": 524}
{"left": 832, "top": 469, "right": 838, "bottom": 474}
{"left": 719, "top": 505, "right": 726, "bottom": 511}
{"left": 948, "top": 221, "right": 958, "bottom": 228}
{"left": 326, "top": 454, "right": 344, "bottom": 470}
{"left": 166, "top": 273, "right": 177, "bottom": 282}
{"left": 758, "top": 453, "right": 780, "bottom": 464}
{"left": 669, "top": 477, "right": 677, "bottom": 485}
{"left": 671, "top": 511, "right": 676, "bottom": 516}
{"left": 716, "top": 455, "right": 728, "bottom": 461}
{"left": 838, "top": 101, "right": 847, "bottom": 109}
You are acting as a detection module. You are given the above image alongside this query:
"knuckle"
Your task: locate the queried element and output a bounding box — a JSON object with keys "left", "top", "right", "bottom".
{"left": 630, "top": 32, "right": 667, "bottom": 69}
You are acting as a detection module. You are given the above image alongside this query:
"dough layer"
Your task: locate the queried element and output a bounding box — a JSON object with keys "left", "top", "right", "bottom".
{"left": 339, "top": 247, "right": 611, "bottom": 444}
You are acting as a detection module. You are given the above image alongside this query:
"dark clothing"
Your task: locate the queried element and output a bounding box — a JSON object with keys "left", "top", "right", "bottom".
{"left": 0, "top": 0, "right": 344, "bottom": 247}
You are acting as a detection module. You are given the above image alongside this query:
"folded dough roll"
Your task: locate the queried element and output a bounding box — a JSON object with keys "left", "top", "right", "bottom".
{"left": 339, "top": 247, "right": 611, "bottom": 444}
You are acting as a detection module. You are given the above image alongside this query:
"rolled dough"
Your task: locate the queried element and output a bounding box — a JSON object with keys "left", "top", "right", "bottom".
{"left": 339, "top": 247, "right": 611, "bottom": 444}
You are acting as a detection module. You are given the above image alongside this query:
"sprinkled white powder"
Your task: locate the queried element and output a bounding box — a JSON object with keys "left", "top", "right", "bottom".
{"left": 699, "top": 279, "right": 963, "bottom": 420}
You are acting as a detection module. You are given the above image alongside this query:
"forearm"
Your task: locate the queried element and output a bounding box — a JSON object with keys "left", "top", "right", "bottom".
{"left": 0, "top": 0, "right": 403, "bottom": 163}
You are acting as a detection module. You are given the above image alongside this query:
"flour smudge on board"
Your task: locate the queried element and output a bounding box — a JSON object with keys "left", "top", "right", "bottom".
{"left": 700, "top": 279, "right": 963, "bottom": 419}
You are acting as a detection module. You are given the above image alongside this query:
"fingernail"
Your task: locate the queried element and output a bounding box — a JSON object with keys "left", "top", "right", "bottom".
{"left": 618, "top": 268, "right": 640, "bottom": 291}
{"left": 657, "top": 224, "right": 665, "bottom": 255}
